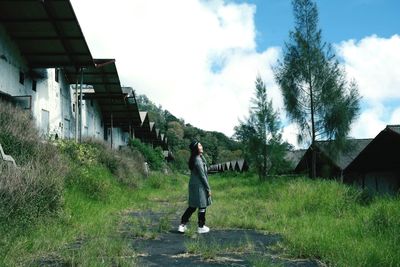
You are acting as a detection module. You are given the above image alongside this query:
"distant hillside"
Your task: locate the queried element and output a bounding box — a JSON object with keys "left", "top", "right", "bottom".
{"left": 136, "top": 94, "right": 242, "bottom": 165}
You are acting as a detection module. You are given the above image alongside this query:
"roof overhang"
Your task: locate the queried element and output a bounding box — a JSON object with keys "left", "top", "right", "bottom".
{"left": 0, "top": 0, "right": 93, "bottom": 69}
{"left": 76, "top": 60, "right": 140, "bottom": 131}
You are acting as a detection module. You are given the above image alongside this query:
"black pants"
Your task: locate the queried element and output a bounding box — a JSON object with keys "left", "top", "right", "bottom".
{"left": 181, "top": 207, "right": 206, "bottom": 227}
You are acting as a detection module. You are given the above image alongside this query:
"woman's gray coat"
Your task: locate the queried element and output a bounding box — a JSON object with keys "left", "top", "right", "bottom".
{"left": 188, "top": 155, "right": 212, "bottom": 208}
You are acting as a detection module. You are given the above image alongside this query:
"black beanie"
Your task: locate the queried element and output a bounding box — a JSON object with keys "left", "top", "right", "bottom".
{"left": 189, "top": 140, "right": 199, "bottom": 151}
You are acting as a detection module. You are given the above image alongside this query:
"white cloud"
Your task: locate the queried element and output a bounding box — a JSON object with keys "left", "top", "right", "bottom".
{"left": 70, "top": 0, "right": 280, "bottom": 137}
{"left": 336, "top": 34, "right": 400, "bottom": 139}
{"left": 70, "top": 1, "right": 400, "bottom": 146}
{"left": 336, "top": 34, "right": 400, "bottom": 101}
{"left": 350, "top": 104, "right": 386, "bottom": 139}
{"left": 282, "top": 123, "right": 301, "bottom": 148}
{"left": 390, "top": 107, "right": 400, "bottom": 125}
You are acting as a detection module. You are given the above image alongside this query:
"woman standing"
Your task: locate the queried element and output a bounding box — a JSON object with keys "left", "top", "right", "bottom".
{"left": 178, "top": 140, "right": 212, "bottom": 234}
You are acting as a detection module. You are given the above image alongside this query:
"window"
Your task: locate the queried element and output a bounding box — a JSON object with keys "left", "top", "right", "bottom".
{"left": 32, "top": 80, "right": 37, "bottom": 91}
{"left": 73, "top": 103, "right": 76, "bottom": 113}
{"left": 19, "top": 71, "right": 24, "bottom": 85}
{"left": 55, "top": 68, "right": 59, "bottom": 83}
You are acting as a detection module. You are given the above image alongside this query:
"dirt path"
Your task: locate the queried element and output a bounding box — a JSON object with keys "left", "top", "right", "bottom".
{"left": 123, "top": 209, "right": 322, "bottom": 267}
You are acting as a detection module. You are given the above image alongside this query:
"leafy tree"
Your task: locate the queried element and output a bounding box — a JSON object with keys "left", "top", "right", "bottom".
{"left": 274, "top": 0, "right": 360, "bottom": 178}
{"left": 172, "top": 149, "right": 190, "bottom": 171}
{"left": 234, "top": 76, "right": 282, "bottom": 180}
{"left": 164, "top": 110, "right": 180, "bottom": 124}
{"left": 166, "top": 121, "right": 184, "bottom": 149}
{"left": 217, "top": 149, "right": 243, "bottom": 163}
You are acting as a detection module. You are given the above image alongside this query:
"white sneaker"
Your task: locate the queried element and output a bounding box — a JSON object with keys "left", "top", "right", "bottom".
{"left": 197, "top": 225, "right": 210, "bottom": 234}
{"left": 178, "top": 224, "right": 187, "bottom": 233}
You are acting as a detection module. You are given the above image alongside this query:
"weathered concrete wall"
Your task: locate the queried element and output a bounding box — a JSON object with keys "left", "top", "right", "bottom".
{"left": 1, "top": 23, "right": 128, "bottom": 148}
{"left": 105, "top": 127, "right": 129, "bottom": 149}
{"left": 80, "top": 97, "right": 104, "bottom": 140}
{"left": 0, "top": 23, "right": 30, "bottom": 97}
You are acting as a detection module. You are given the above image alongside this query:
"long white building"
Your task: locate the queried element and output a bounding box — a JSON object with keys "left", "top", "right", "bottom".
{"left": 0, "top": 1, "right": 167, "bottom": 151}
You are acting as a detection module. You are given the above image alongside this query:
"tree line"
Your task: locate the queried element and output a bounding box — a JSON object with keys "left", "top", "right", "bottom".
{"left": 136, "top": 94, "right": 243, "bottom": 171}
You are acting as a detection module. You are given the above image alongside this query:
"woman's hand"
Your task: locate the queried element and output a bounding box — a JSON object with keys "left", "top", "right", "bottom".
{"left": 208, "top": 190, "right": 212, "bottom": 197}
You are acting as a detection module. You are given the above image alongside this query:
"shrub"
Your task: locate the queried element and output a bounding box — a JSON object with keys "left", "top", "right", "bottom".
{"left": 0, "top": 100, "right": 41, "bottom": 164}
{"left": 59, "top": 139, "right": 146, "bottom": 187}
{"left": 128, "top": 139, "right": 164, "bottom": 171}
{"left": 0, "top": 101, "right": 67, "bottom": 224}
{"left": 109, "top": 149, "right": 147, "bottom": 187}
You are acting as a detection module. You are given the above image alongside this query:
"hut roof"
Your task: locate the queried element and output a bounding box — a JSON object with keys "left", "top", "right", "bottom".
{"left": 285, "top": 149, "right": 306, "bottom": 169}
{"left": 295, "top": 138, "right": 372, "bottom": 172}
{"left": 346, "top": 125, "right": 400, "bottom": 172}
{"left": 316, "top": 139, "right": 372, "bottom": 170}
{"left": 387, "top": 125, "right": 400, "bottom": 134}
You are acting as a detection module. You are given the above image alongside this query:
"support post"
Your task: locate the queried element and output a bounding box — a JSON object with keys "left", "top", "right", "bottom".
{"left": 79, "top": 68, "right": 84, "bottom": 142}
{"left": 74, "top": 71, "right": 79, "bottom": 142}
{"left": 129, "top": 123, "right": 134, "bottom": 140}
{"left": 110, "top": 113, "right": 113, "bottom": 149}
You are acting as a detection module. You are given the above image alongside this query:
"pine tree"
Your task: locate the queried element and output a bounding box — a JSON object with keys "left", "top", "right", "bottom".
{"left": 234, "top": 76, "right": 282, "bottom": 180}
{"left": 274, "top": 0, "right": 360, "bottom": 178}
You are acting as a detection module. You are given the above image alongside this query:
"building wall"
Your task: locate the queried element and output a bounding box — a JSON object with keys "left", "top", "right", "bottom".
{"left": 365, "top": 171, "right": 400, "bottom": 194}
{"left": 106, "top": 127, "right": 129, "bottom": 149}
{"left": 1, "top": 23, "right": 128, "bottom": 149}
{"left": 0, "top": 23, "right": 31, "bottom": 98}
{"left": 80, "top": 97, "right": 104, "bottom": 140}
{"left": 32, "top": 69, "right": 76, "bottom": 139}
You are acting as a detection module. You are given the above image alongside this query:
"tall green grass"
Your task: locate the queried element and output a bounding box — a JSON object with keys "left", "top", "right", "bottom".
{"left": 0, "top": 101, "right": 67, "bottom": 225}
{"left": 0, "top": 100, "right": 153, "bottom": 265}
{"left": 1, "top": 166, "right": 138, "bottom": 266}
{"left": 208, "top": 174, "right": 400, "bottom": 266}
{"left": 0, "top": 167, "right": 185, "bottom": 266}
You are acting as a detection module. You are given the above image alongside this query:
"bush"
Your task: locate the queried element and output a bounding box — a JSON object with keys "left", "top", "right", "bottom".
{"left": 109, "top": 149, "right": 147, "bottom": 187}
{"left": 0, "top": 162, "right": 65, "bottom": 223}
{"left": 128, "top": 139, "right": 164, "bottom": 171}
{"left": 0, "top": 101, "right": 44, "bottom": 164}
{"left": 59, "top": 139, "right": 147, "bottom": 187}
{"left": 0, "top": 101, "right": 67, "bottom": 224}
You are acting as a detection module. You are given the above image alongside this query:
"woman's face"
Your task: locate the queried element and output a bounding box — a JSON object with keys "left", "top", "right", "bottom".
{"left": 198, "top": 143, "right": 203, "bottom": 154}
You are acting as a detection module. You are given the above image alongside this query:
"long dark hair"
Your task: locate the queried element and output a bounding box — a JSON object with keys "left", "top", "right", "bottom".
{"left": 188, "top": 141, "right": 200, "bottom": 170}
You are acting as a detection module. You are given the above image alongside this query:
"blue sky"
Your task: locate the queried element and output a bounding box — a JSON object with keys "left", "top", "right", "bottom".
{"left": 71, "top": 0, "right": 400, "bottom": 147}
{"left": 233, "top": 0, "right": 400, "bottom": 50}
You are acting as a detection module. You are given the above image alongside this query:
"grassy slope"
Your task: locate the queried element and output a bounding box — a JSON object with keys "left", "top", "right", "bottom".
{"left": 1, "top": 171, "right": 399, "bottom": 266}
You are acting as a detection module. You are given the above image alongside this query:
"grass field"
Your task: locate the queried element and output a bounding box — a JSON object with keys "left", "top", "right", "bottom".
{"left": 208, "top": 173, "right": 400, "bottom": 267}
{"left": 1, "top": 169, "right": 399, "bottom": 266}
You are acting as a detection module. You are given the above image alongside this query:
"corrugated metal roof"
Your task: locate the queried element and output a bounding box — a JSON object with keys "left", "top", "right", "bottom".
{"left": 77, "top": 60, "right": 141, "bottom": 131}
{"left": 0, "top": 0, "right": 93, "bottom": 68}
